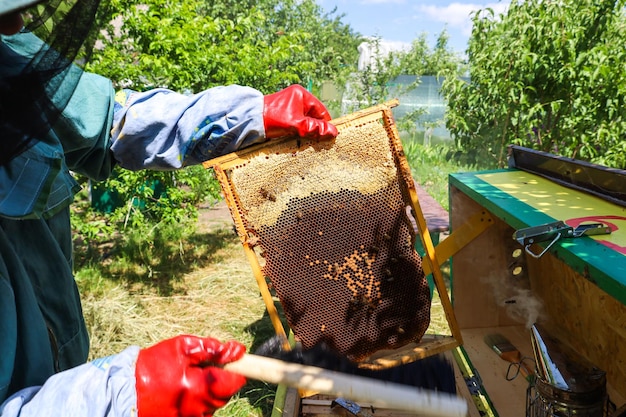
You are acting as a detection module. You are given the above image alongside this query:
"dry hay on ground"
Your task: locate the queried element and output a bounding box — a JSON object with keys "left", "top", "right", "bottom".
{"left": 82, "top": 206, "right": 267, "bottom": 359}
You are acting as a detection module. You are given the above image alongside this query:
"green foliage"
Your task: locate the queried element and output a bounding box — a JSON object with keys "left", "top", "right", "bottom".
{"left": 98, "top": 165, "right": 218, "bottom": 227}
{"left": 346, "top": 37, "right": 405, "bottom": 110}
{"left": 441, "top": 0, "right": 626, "bottom": 168}
{"left": 72, "top": 206, "right": 239, "bottom": 297}
{"left": 398, "top": 30, "right": 466, "bottom": 77}
{"left": 71, "top": 200, "right": 116, "bottom": 260}
{"left": 72, "top": 166, "right": 222, "bottom": 290}
{"left": 402, "top": 140, "right": 476, "bottom": 210}
{"left": 90, "top": 4, "right": 290, "bottom": 91}
{"left": 345, "top": 32, "right": 464, "bottom": 142}
{"left": 89, "top": 0, "right": 360, "bottom": 93}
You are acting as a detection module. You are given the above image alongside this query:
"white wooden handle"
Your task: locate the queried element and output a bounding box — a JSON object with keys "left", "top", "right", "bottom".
{"left": 224, "top": 354, "right": 468, "bottom": 417}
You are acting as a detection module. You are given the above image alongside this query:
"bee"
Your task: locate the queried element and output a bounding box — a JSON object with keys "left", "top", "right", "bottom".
{"left": 383, "top": 268, "right": 395, "bottom": 283}
{"left": 260, "top": 188, "right": 276, "bottom": 202}
{"left": 348, "top": 295, "right": 363, "bottom": 312}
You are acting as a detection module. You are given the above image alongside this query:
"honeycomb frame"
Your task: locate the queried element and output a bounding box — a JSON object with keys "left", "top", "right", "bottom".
{"left": 205, "top": 100, "right": 462, "bottom": 369}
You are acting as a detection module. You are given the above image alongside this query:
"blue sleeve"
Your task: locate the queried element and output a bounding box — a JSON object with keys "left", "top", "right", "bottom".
{"left": 110, "top": 85, "right": 265, "bottom": 171}
{"left": 0, "top": 347, "right": 139, "bottom": 417}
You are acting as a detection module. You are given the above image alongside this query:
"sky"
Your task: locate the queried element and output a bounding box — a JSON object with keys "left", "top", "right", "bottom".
{"left": 317, "top": 0, "right": 509, "bottom": 55}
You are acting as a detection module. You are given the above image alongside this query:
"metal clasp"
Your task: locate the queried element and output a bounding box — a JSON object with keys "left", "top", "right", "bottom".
{"left": 331, "top": 398, "right": 374, "bottom": 417}
{"left": 513, "top": 221, "right": 611, "bottom": 258}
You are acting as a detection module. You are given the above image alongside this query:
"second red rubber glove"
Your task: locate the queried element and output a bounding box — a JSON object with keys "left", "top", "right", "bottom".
{"left": 135, "top": 335, "right": 247, "bottom": 417}
{"left": 263, "top": 84, "right": 338, "bottom": 140}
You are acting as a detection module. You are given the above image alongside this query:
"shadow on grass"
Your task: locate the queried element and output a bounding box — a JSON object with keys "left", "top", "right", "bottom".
{"left": 74, "top": 224, "right": 240, "bottom": 296}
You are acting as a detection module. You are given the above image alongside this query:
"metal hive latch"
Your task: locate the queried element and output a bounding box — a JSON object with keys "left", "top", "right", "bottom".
{"left": 513, "top": 221, "right": 611, "bottom": 258}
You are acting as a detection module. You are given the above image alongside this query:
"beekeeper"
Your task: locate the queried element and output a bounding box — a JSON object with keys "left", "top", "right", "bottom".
{"left": 0, "top": 1, "right": 337, "bottom": 416}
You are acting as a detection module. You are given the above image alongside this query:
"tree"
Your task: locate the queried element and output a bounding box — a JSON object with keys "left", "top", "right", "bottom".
{"left": 71, "top": 0, "right": 362, "bottom": 266}
{"left": 441, "top": 0, "right": 626, "bottom": 168}
{"left": 344, "top": 37, "right": 404, "bottom": 111}
{"left": 398, "top": 30, "right": 465, "bottom": 77}
{"left": 346, "top": 30, "right": 464, "bottom": 109}
{"left": 88, "top": 0, "right": 360, "bottom": 93}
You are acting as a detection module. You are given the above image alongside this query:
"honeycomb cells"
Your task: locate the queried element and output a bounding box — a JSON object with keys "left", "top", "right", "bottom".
{"left": 227, "top": 117, "right": 431, "bottom": 361}
{"left": 258, "top": 186, "right": 431, "bottom": 361}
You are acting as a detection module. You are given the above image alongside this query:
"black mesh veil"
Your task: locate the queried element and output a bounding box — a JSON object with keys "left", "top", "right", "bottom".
{"left": 0, "top": 0, "right": 102, "bottom": 165}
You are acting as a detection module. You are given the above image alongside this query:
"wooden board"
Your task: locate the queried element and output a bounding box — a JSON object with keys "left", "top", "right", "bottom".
{"left": 477, "top": 170, "right": 626, "bottom": 254}
{"left": 458, "top": 326, "right": 533, "bottom": 417}
{"left": 449, "top": 187, "right": 523, "bottom": 330}
{"left": 450, "top": 170, "right": 626, "bottom": 304}
{"left": 527, "top": 251, "right": 626, "bottom": 398}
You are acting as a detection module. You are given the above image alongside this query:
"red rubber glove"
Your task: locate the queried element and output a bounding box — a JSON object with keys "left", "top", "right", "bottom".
{"left": 263, "top": 84, "right": 338, "bottom": 140}
{"left": 135, "top": 335, "right": 247, "bottom": 417}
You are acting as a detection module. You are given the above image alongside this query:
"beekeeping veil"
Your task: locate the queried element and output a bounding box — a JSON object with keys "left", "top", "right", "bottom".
{"left": 0, "top": 0, "right": 101, "bottom": 165}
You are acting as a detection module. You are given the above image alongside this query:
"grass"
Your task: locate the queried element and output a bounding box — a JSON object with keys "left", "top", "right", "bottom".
{"left": 401, "top": 135, "right": 477, "bottom": 211}
{"left": 74, "top": 139, "right": 469, "bottom": 417}
{"left": 75, "top": 208, "right": 281, "bottom": 416}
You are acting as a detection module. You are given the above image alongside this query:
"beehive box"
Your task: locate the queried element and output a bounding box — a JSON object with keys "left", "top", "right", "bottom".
{"left": 449, "top": 166, "right": 626, "bottom": 417}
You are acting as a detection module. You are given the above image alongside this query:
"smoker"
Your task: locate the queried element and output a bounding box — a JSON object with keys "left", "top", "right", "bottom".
{"left": 526, "top": 324, "right": 614, "bottom": 417}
